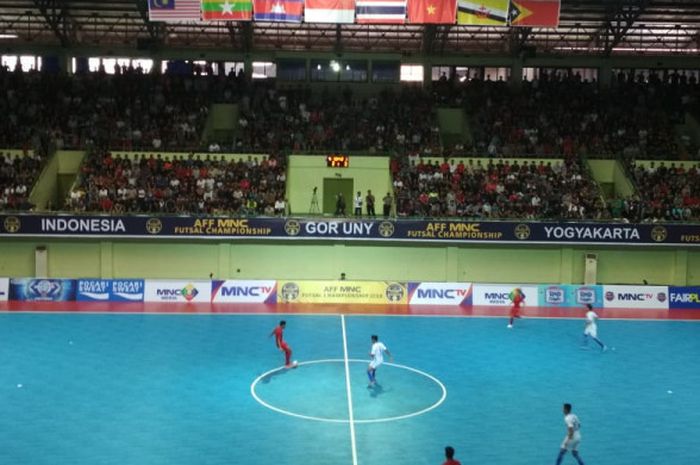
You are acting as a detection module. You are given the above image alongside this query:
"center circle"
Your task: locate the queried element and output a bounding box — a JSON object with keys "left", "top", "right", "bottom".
{"left": 250, "top": 359, "right": 447, "bottom": 423}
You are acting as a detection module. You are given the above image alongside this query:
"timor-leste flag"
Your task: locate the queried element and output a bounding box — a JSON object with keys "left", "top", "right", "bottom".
{"left": 508, "top": 0, "right": 559, "bottom": 27}
{"left": 407, "top": 0, "right": 456, "bottom": 23}
{"left": 457, "top": 0, "right": 509, "bottom": 26}
{"left": 201, "top": 0, "right": 253, "bottom": 20}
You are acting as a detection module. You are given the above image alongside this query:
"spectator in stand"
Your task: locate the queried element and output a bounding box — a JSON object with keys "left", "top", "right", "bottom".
{"left": 383, "top": 192, "right": 393, "bottom": 217}
{"left": 354, "top": 191, "right": 363, "bottom": 216}
{"left": 68, "top": 151, "right": 286, "bottom": 215}
{"left": 0, "top": 151, "right": 43, "bottom": 211}
{"left": 366, "top": 190, "right": 376, "bottom": 216}
{"left": 391, "top": 155, "right": 604, "bottom": 220}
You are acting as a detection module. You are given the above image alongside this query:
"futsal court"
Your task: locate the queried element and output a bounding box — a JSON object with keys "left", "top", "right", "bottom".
{"left": 1, "top": 303, "right": 699, "bottom": 465}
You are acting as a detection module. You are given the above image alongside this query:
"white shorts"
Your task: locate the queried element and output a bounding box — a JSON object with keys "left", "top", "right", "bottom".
{"left": 561, "top": 432, "right": 581, "bottom": 450}
{"left": 584, "top": 326, "right": 597, "bottom": 338}
{"left": 369, "top": 360, "right": 383, "bottom": 369}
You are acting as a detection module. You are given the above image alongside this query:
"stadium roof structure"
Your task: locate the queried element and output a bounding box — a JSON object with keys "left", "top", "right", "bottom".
{"left": 1, "top": 0, "right": 699, "bottom": 56}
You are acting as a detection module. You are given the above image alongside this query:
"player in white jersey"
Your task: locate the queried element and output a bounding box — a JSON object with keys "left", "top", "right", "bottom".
{"left": 367, "top": 334, "right": 392, "bottom": 387}
{"left": 555, "top": 403, "right": 585, "bottom": 465}
{"left": 581, "top": 303, "right": 607, "bottom": 351}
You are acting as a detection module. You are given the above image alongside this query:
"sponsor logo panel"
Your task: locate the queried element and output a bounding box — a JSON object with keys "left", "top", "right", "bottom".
{"left": 537, "top": 285, "right": 602, "bottom": 308}
{"left": 407, "top": 282, "right": 473, "bottom": 306}
{"left": 669, "top": 287, "right": 700, "bottom": 309}
{"left": 144, "top": 280, "right": 211, "bottom": 303}
{"left": 0, "top": 277, "right": 8, "bottom": 301}
{"left": 9, "top": 278, "right": 76, "bottom": 301}
{"left": 76, "top": 279, "right": 145, "bottom": 302}
{"left": 277, "top": 281, "right": 407, "bottom": 304}
{"left": 602, "top": 285, "right": 669, "bottom": 309}
{"left": 211, "top": 280, "right": 277, "bottom": 303}
{"left": 472, "top": 285, "right": 538, "bottom": 306}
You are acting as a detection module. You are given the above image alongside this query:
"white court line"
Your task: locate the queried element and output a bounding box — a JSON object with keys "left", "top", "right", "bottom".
{"left": 340, "top": 315, "right": 359, "bottom": 465}
{"left": 3, "top": 310, "right": 700, "bottom": 323}
{"left": 249, "top": 359, "right": 447, "bottom": 423}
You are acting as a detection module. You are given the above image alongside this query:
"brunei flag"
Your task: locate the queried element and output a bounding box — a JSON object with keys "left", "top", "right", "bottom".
{"left": 457, "top": 0, "right": 509, "bottom": 26}
{"left": 508, "top": 0, "right": 559, "bottom": 27}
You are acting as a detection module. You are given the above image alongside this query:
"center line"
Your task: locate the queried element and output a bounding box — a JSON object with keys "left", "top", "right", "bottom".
{"left": 340, "top": 314, "right": 359, "bottom": 465}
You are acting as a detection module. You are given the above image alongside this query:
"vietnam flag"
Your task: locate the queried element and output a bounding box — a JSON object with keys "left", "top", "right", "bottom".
{"left": 407, "top": 0, "right": 456, "bottom": 24}
{"left": 509, "top": 0, "right": 559, "bottom": 27}
{"left": 201, "top": 0, "right": 253, "bottom": 20}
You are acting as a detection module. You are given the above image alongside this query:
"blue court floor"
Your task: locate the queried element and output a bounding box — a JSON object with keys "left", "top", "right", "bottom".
{"left": 1, "top": 313, "right": 699, "bottom": 465}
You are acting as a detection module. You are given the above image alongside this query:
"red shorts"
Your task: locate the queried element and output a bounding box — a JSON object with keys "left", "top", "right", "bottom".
{"left": 510, "top": 306, "right": 521, "bottom": 317}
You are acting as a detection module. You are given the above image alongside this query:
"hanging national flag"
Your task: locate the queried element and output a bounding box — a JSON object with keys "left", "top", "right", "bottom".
{"left": 254, "top": 0, "right": 303, "bottom": 21}
{"left": 457, "top": 0, "right": 509, "bottom": 26}
{"left": 304, "top": 0, "right": 355, "bottom": 23}
{"left": 509, "top": 0, "right": 559, "bottom": 27}
{"left": 148, "top": 0, "right": 201, "bottom": 22}
{"left": 407, "top": 0, "right": 456, "bottom": 24}
{"left": 355, "top": 0, "right": 407, "bottom": 24}
{"left": 201, "top": 0, "right": 253, "bottom": 20}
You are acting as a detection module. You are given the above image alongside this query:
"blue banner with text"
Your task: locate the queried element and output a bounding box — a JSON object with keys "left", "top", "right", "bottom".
{"left": 1, "top": 214, "right": 699, "bottom": 245}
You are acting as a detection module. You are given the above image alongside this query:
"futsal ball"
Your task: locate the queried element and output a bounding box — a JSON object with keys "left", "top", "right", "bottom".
{"left": 293, "top": 360, "right": 299, "bottom": 367}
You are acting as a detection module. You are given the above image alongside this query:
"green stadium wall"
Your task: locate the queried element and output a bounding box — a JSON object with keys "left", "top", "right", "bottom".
{"left": 287, "top": 156, "right": 392, "bottom": 215}
{"left": 0, "top": 238, "right": 696, "bottom": 285}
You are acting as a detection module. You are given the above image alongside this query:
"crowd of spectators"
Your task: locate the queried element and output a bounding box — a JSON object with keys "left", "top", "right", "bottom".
{"left": 629, "top": 162, "right": 700, "bottom": 222}
{"left": 436, "top": 71, "right": 695, "bottom": 161}
{"left": 0, "top": 151, "right": 42, "bottom": 211}
{"left": 391, "top": 157, "right": 605, "bottom": 219}
{"left": 0, "top": 64, "right": 249, "bottom": 152}
{"left": 234, "top": 87, "right": 441, "bottom": 154}
{"left": 69, "top": 152, "right": 287, "bottom": 215}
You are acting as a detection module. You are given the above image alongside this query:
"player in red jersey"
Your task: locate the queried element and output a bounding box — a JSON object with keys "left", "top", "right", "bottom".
{"left": 507, "top": 287, "right": 525, "bottom": 328}
{"left": 442, "top": 446, "right": 461, "bottom": 465}
{"left": 269, "top": 320, "right": 294, "bottom": 368}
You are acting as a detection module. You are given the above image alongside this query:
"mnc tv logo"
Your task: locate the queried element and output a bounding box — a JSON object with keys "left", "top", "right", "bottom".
{"left": 221, "top": 285, "right": 273, "bottom": 297}
{"left": 157, "top": 284, "right": 199, "bottom": 301}
{"left": 416, "top": 288, "right": 470, "bottom": 299}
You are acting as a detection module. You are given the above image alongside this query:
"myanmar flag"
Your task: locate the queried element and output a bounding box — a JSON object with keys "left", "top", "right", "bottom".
{"left": 509, "top": 0, "right": 559, "bottom": 27}
{"left": 457, "top": 0, "right": 509, "bottom": 26}
{"left": 407, "top": 0, "right": 456, "bottom": 23}
{"left": 201, "top": 0, "right": 253, "bottom": 20}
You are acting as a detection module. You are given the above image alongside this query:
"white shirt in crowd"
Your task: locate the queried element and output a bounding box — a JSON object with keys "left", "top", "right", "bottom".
{"left": 354, "top": 195, "right": 363, "bottom": 209}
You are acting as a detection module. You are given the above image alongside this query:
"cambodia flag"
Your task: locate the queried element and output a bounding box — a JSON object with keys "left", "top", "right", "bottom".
{"left": 253, "top": 0, "right": 304, "bottom": 21}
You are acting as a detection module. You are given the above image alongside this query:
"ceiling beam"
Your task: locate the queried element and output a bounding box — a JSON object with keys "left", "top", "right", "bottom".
{"left": 33, "top": 0, "right": 78, "bottom": 46}
{"left": 134, "top": 0, "right": 166, "bottom": 47}
{"left": 598, "top": 0, "right": 651, "bottom": 56}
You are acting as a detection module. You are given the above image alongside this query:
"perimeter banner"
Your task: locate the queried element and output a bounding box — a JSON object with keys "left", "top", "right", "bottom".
{"left": 602, "top": 285, "right": 669, "bottom": 309}
{"left": 211, "top": 280, "right": 277, "bottom": 303}
{"left": 277, "top": 280, "right": 407, "bottom": 304}
{"left": 407, "top": 282, "right": 472, "bottom": 305}
{"left": 144, "top": 280, "right": 212, "bottom": 303}
{"left": 669, "top": 287, "right": 700, "bottom": 309}
{"left": 10, "top": 278, "right": 76, "bottom": 301}
{"left": 537, "top": 284, "right": 602, "bottom": 308}
{"left": 1, "top": 215, "right": 699, "bottom": 246}
{"left": 76, "top": 279, "right": 145, "bottom": 302}
{"left": 0, "top": 277, "right": 8, "bottom": 301}
{"left": 472, "top": 284, "right": 538, "bottom": 306}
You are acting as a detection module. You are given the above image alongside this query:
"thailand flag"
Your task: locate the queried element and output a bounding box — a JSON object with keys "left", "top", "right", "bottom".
{"left": 356, "top": 0, "right": 406, "bottom": 23}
